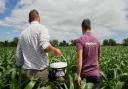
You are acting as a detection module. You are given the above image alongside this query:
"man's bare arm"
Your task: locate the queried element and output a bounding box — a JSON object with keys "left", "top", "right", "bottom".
{"left": 98, "top": 43, "right": 100, "bottom": 61}
{"left": 77, "top": 49, "right": 83, "bottom": 77}
{"left": 44, "top": 43, "right": 62, "bottom": 56}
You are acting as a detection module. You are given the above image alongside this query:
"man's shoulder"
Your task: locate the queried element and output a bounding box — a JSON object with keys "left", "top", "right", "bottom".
{"left": 20, "top": 27, "right": 29, "bottom": 35}
{"left": 78, "top": 35, "right": 88, "bottom": 40}
{"left": 19, "top": 25, "right": 31, "bottom": 38}
{"left": 20, "top": 29, "right": 26, "bottom": 36}
{"left": 91, "top": 35, "right": 100, "bottom": 44}
{"left": 92, "top": 35, "right": 99, "bottom": 42}
{"left": 39, "top": 24, "right": 48, "bottom": 31}
{"left": 76, "top": 35, "right": 84, "bottom": 43}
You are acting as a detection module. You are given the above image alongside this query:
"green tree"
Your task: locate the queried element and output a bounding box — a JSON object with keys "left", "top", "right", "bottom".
{"left": 4, "top": 40, "right": 9, "bottom": 47}
{"left": 123, "top": 38, "right": 128, "bottom": 46}
{"left": 103, "top": 39, "right": 109, "bottom": 46}
{"left": 50, "top": 39, "right": 59, "bottom": 47}
{"left": 70, "top": 40, "right": 76, "bottom": 46}
{"left": 108, "top": 39, "right": 116, "bottom": 46}
{"left": 0, "top": 41, "right": 4, "bottom": 47}
{"left": 13, "top": 37, "right": 19, "bottom": 44}
{"left": 9, "top": 37, "right": 19, "bottom": 47}
{"left": 59, "top": 40, "right": 68, "bottom": 47}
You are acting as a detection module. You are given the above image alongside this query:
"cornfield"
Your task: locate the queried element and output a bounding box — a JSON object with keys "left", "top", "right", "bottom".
{"left": 0, "top": 46, "right": 128, "bottom": 89}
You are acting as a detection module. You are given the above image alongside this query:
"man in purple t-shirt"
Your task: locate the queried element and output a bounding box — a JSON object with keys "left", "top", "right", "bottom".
{"left": 76, "top": 19, "right": 100, "bottom": 89}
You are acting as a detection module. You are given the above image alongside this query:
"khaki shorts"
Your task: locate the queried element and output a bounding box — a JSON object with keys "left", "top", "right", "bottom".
{"left": 24, "top": 68, "right": 48, "bottom": 81}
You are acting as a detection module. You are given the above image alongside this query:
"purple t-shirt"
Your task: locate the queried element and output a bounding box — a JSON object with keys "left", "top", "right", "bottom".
{"left": 76, "top": 32, "right": 100, "bottom": 77}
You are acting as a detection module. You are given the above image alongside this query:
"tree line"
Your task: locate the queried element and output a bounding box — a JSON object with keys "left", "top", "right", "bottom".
{"left": 103, "top": 38, "right": 128, "bottom": 46}
{"left": 0, "top": 38, "right": 76, "bottom": 47}
{"left": 0, "top": 37, "right": 128, "bottom": 47}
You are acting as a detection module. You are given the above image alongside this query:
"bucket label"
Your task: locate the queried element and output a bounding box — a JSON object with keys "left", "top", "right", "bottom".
{"left": 56, "top": 70, "right": 65, "bottom": 76}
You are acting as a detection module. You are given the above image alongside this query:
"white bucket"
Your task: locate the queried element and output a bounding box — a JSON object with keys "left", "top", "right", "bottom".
{"left": 50, "top": 62, "right": 67, "bottom": 69}
{"left": 49, "top": 57, "right": 67, "bottom": 84}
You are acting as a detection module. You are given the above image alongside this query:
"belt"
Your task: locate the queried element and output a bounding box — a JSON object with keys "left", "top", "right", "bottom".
{"left": 25, "top": 67, "right": 48, "bottom": 72}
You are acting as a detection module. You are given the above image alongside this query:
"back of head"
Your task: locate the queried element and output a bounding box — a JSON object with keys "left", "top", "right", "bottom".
{"left": 81, "top": 19, "right": 91, "bottom": 31}
{"left": 29, "top": 9, "right": 39, "bottom": 23}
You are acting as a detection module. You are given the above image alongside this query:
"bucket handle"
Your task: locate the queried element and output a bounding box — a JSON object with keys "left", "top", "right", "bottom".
{"left": 50, "top": 55, "right": 67, "bottom": 63}
{"left": 61, "top": 55, "right": 67, "bottom": 62}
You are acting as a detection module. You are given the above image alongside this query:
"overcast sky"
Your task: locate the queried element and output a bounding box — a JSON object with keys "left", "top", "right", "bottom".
{"left": 0, "top": 0, "right": 128, "bottom": 43}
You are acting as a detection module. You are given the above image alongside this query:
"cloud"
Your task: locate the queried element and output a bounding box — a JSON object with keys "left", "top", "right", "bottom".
{"left": 5, "top": 32, "right": 11, "bottom": 35}
{"left": 0, "top": 0, "right": 5, "bottom": 13}
{"left": 0, "top": 0, "right": 128, "bottom": 41}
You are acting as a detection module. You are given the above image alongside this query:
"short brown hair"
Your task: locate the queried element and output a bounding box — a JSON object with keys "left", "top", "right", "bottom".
{"left": 29, "top": 9, "right": 39, "bottom": 23}
{"left": 81, "top": 19, "right": 91, "bottom": 30}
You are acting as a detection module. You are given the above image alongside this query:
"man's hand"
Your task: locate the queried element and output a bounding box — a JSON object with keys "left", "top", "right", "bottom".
{"left": 53, "top": 48, "right": 62, "bottom": 57}
{"left": 77, "top": 76, "right": 82, "bottom": 86}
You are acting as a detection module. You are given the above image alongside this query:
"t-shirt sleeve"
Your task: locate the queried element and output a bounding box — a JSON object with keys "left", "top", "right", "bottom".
{"left": 39, "top": 26, "right": 50, "bottom": 50}
{"left": 76, "top": 38, "right": 83, "bottom": 51}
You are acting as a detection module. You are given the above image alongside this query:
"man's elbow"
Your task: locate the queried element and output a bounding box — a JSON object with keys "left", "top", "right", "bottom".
{"left": 15, "top": 59, "right": 24, "bottom": 68}
{"left": 15, "top": 62, "right": 22, "bottom": 68}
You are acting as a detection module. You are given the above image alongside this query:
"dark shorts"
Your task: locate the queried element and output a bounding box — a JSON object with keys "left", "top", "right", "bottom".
{"left": 82, "top": 76, "right": 100, "bottom": 89}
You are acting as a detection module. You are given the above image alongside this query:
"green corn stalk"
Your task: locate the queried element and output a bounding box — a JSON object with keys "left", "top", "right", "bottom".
{"left": 24, "top": 77, "right": 37, "bottom": 89}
